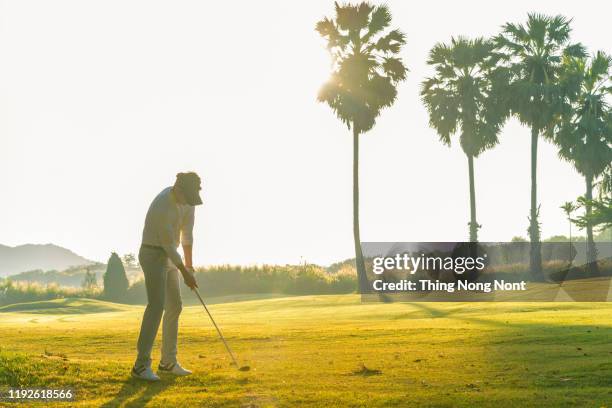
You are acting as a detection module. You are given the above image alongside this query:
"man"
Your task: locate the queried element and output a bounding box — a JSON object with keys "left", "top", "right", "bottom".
{"left": 131, "top": 172, "right": 202, "bottom": 381}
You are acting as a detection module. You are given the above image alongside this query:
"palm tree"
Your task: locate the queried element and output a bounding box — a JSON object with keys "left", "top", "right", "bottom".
{"left": 552, "top": 51, "right": 612, "bottom": 276}
{"left": 495, "top": 14, "right": 586, "bottom": 279}
{"left": 316, "top": 2, "right": 407, "bottom": 292}
{"left": 421, "top": 37, "right": 509, "bottom": 242}
{"left": 560, "top": 201, "right": 577, "bottom": 264}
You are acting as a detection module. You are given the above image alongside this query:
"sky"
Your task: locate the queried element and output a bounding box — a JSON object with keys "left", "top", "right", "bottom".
{"left": 0, "top": 0, "right": 610, "bottom": 266}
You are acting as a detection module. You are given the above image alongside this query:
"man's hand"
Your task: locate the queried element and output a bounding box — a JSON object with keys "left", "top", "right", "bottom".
{"left": 181, "top": 267, "right": 198, "bottom": 289}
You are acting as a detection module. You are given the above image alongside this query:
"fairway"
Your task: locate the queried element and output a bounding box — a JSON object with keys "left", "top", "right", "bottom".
{"left": 1, "top": 295, "right": 612, "bottom": 407}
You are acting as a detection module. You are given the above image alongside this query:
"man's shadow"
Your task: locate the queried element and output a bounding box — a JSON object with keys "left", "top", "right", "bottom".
{"left": 100, "top": 375, "right": 177, "bottom": 408}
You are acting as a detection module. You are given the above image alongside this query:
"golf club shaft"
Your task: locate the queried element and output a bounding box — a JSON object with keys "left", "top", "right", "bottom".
{"left": 192, "top": 288, "right": 239, "bottom": 368}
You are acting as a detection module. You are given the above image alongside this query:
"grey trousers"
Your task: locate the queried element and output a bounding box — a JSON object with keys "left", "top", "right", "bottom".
{"left": 135, "top": 246, "right": 183, "bottom": 368}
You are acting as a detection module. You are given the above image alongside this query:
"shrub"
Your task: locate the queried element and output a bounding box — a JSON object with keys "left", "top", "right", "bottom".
{"left": 102, "top": 252, "right": 129, "bottom": 302}
{"left": 0, "top": 280, "right": 95, "bottom": 307}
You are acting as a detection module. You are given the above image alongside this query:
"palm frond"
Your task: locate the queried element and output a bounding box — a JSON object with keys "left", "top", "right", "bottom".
{"left": 372, "top": 29, "right": 406, "bottom": 54}
{"left": 526, "top": 13, "right": 551, "bottom": 48}
{"left": 364, "top": 5, "right": 391, "bottom": 40}
{"left": 335, "top": 1, "right": 372, "bottom": 32}
{"left": 382, "top": 57, "right": 407, "bottom": 82}
{"left": 493, "top": 34, "right": 525, "bottom": 57}
{"left": 500, "top": 22, "right": 529, "bottom": 43}
{"left": 547, "top": 14, "right": 572, "bottom": 44}
{"left": 427, "top": 42, "right": 452, "bottom": 66}
{"left": 316, "top": 17, "right": 349, "bottom": 50}
{"left": 589, "top": 51, "right": 612, "bottom": 79}
{"left": 564, "top": 43, "right": 587, "bottom": 59}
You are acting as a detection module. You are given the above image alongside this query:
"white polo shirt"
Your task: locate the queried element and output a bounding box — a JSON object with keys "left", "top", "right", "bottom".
{"left": 141, "top": 187, "right": 195, "bottom": 268}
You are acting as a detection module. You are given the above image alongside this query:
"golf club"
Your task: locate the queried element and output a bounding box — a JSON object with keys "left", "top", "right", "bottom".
{"left": 191, "top": 288, "right": 250, "bottom": 372}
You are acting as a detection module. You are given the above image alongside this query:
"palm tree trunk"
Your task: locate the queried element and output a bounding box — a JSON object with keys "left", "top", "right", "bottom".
{"left": 467, "top": 154, "right": 478, "bottom": 242}
{"left": 529, "top": 127, "right": 543, "bottom": 279}
{"left": 353, "top": 125, "right": 368, "bottom": 293}
{"left": 585, "top": 174, "right": 599, "bottom": 276}
{"left": 568, "top": 217, "right": 572, "bottom": 266}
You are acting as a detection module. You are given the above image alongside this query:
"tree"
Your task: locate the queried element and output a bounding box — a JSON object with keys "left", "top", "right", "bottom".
{"left": 103, "top": 252, "right": 129, "bottom": 301}
{"left": 122, "top": 253, "right": 137, "bottom": 268}
{"left": 574, "top": 196, "right": 612, "bottom": 233}
{"left": 316, "top": 2, "right": 407, "bottom": 292}
{"left": 495, "top": 14, "right": 586, "bottom": 279}
{"left": 421, "top": 37, "right": 509, "bottom": 242}
{"left": 81, "top": 267, "right": 98, "bottom": 292}
{"left": 560, "top": 201, "right": 577, "bottom": 264}
{"left": 553, "top": 51, "right": 612, "bottom": 275}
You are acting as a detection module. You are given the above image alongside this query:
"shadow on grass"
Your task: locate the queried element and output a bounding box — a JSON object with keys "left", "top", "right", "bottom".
{"left": 405, "top": 301, "right": 612, "bottom": 330}
{"left": 100, "top": 375, "right": 177, "bottom": 408}
{"left": 403, "top": 301, "right": 612, "bottom": 392}
{"left": 404, "top": 302, "right": 454, "bottom": 318}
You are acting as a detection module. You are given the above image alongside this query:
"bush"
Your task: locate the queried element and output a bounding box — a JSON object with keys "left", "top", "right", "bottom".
{"left": 0, "top": 280, "right": 98, "bottom": 307}
{"left": 102, "top": 252, "right": 129, "bottom": 302}
{"left": 124, "top": 279, "right": 147, "bottom": 304}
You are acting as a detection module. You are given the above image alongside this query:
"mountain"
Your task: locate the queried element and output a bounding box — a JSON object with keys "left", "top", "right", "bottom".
{"left": 0, "top": 243, "right": 94, "bottom": 277}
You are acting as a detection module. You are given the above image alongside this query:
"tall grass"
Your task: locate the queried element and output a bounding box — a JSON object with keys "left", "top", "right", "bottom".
{"left": 0, "top": 280, "right": 102, "bottom": 306}
{"left": 1, "top": 264, "right": 358, "bottom": 306}
{"left": 123, "top": 264, "right": 357, "bottom": 304}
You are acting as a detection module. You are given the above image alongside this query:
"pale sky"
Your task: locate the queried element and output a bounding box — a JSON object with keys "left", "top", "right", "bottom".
{"left": 1, "top": 1, "right": 610, "bottom": 265}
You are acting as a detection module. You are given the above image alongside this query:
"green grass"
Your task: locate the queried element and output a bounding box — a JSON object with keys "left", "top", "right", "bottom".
{"left": 0, "top": 295, "right": 611, "bottom": 407}
{"left": 0, "top": 298, "right": 136, "bottom": 314}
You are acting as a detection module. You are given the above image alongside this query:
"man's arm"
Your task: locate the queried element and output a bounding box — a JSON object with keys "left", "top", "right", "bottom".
{"left": 160, "top": 221, "right": 197, "bottom": 289}
{"left": 180, "top": 206, "right": 197, "bottom": 288}
{"left": 181, "top": 206, "right": 195, "bottom": 267}
{"left": 161, "top": 223, "right": 187, "bottom": 271}
{"left": 183, "top": 244, "right": 193, "bottom": 269}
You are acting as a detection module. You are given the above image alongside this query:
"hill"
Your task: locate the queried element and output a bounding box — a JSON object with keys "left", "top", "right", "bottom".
{"left": 0, "top": 243, "right": 94, "bottom": 277}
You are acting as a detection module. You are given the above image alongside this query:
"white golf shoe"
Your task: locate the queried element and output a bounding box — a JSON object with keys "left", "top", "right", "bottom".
{"left": 158, "top": 362, "right": 192, "bottom": 376}
{"left": 131, "top": 366, "right": 160, "bottom": 381}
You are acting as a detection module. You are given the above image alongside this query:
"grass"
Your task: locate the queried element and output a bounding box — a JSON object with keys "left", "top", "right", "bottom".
{"left": 0, "top": 299, "right": 135, "bottom": 314}
{"left": 0, "top": 294, "right": 611, "bottom": 407}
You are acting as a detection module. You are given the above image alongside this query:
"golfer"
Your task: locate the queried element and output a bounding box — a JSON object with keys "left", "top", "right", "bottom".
{"left": 131, "top": 172, "right": 202, "bottom": 381}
